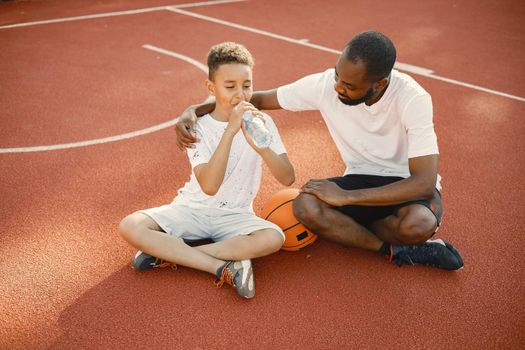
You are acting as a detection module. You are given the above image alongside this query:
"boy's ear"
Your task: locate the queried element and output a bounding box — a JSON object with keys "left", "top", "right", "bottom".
{"left": 205, "top": 79, "right": 215, "bottom": 96}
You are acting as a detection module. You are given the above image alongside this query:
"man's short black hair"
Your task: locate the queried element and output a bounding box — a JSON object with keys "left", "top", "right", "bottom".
{"left": 344, "top": 31, "right": 396, "bottom": 82}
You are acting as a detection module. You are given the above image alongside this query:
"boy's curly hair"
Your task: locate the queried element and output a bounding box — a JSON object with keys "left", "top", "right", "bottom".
{"left": 207, "top": 42, "right": 254, "bottom": 80}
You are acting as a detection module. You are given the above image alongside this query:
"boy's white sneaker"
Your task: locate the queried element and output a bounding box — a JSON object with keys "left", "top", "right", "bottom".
{"left": 215, "top": 260, "right": 255, "bottom": 299}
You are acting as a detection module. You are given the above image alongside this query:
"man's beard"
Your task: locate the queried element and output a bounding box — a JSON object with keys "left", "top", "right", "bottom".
{"left": 337, "top": 87, "right": 375, "bottom": 106}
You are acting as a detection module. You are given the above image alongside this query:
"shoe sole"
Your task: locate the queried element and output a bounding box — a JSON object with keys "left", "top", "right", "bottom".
{"left": 235, "top": 260, "right": 255, "bottom": 299}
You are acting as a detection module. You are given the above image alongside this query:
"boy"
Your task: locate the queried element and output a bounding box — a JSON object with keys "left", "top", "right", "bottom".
{"left": 119, "top": 42, "right": 295, "bottom": 299}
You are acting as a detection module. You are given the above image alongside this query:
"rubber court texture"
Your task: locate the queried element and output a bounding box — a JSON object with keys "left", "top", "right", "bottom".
{"left": 1, "top": 0, "right": 524, "bottom": 349}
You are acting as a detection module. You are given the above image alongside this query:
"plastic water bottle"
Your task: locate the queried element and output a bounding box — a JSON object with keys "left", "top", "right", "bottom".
{"left": 242, "top": 112, "right": 272, "bottom": 148}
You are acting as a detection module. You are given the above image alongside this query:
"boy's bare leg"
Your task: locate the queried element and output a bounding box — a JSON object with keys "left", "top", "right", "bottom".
{"left": 195, "top": 229, "right": 283, "bottom": 261}
{"left": 119, "top": 213, "right": 224, "bottom": 275}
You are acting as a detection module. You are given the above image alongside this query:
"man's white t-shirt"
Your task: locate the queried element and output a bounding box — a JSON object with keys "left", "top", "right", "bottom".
{"left": 277, "top": 68, "right": 439, "bottom": 180}
{"left": 172, "top": 113, "right": 287, "bottom": 213}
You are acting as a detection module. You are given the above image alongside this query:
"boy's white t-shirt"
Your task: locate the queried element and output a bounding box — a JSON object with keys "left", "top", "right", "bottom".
{"left": 172, "top": 113, "right": 287, "bottom": 213}
{"left": 277, "top": 68, "right": 439, "bottom": 180}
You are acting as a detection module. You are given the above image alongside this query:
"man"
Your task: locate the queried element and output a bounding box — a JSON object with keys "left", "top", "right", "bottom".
{"left": 175, "top": 31, "right": 463, "bottom": 270}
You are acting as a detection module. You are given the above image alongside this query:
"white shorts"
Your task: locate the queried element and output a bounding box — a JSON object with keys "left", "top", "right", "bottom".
{"left": 138, "top": 204, "right": 285, "bottom": 242}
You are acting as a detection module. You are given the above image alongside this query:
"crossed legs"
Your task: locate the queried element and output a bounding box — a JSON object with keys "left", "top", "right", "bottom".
{"left": 292, "top": 193, "right": 438, "bottom": 251}
{"left": 118, "top": 213, "right": 283, "bottom": 275}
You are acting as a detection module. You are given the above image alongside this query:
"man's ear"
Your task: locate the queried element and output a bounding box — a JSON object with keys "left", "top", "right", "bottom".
{"left": 376, "top": 76, "right": 390, "bottom": 91}
{"left": 374, "top": 78, "right": 389, "bottom": 92}
{"left": 205, "top": 79, "right": 215, "bottom": 96}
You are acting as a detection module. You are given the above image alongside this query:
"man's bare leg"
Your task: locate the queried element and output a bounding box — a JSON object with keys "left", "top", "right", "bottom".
{"left": 369, "top": 204, "right": 437, "bottom": 245}
{"left": 292, "top": 193, "right": 463, "bottom": 270}
{"left": 292, "top": 193, "right": 383, "bottom": 252}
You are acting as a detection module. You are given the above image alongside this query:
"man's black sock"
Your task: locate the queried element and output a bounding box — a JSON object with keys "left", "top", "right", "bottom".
{"left": 379, "top": 242, "right": 391, "bottom": 255}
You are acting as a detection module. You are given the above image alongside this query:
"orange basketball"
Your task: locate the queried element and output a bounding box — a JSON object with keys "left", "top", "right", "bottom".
{"left": 261, "top": 188, "right": 317, "bottom": 251}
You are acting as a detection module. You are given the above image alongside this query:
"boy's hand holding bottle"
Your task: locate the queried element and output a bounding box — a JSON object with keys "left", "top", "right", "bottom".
{"left": 225, "top": 101, "right": 252, "bottom": 134}
{"left": 242, "top": 110, "right": 272, "bottom": 150}
{"left": 228, "top": 102, "right": 271, "bottom": 152}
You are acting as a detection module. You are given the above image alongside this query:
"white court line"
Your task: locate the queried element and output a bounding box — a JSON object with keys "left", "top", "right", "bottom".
{"left": 0, "top": 48, "right": 206, "bottom": 154}
{"left": 167, "top": 7, "right": 525, "bottom": 103}
{"left": 143, "top": 44, "right": 209, "bottom": 74}
{"left": 1, "top": 3, "right": 522, "bottom": 154}
{"left": 0, "top": 119, "right": 178, "bottom": 154}
{"left": 2, "top": 0, "right": 521, "bottom": 102}
{"left": 0, "top": 0, "right": 246, "bottom": 29}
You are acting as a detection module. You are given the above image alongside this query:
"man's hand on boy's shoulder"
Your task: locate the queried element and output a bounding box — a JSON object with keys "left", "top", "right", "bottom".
{"left": 175, "top": 105, "right": 198, "bottom": 150}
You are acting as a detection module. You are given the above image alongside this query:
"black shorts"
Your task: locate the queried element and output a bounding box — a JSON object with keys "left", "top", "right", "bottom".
{"left": 328, "top": 174, "right": 442, "bottom": 228}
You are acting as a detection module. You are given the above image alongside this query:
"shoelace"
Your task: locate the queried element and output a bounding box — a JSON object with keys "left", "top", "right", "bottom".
{"left": 214, "top": 263, "right": 234, "bottom": 288}
{"left": 154, "top": 259, "right": 178, "bottom": 270}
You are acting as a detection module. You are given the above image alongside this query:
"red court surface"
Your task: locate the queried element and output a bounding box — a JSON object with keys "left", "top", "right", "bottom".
{"left": 1, "top": 1, "right": 524, "bottom": 349}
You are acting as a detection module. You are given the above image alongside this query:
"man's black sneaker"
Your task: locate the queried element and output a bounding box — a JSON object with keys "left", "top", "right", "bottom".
{"left": 389, "top": 239, "right": 464, "bottom": 270}
{"left": 131, "top": 251, "right": 177, "bottom": 270}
